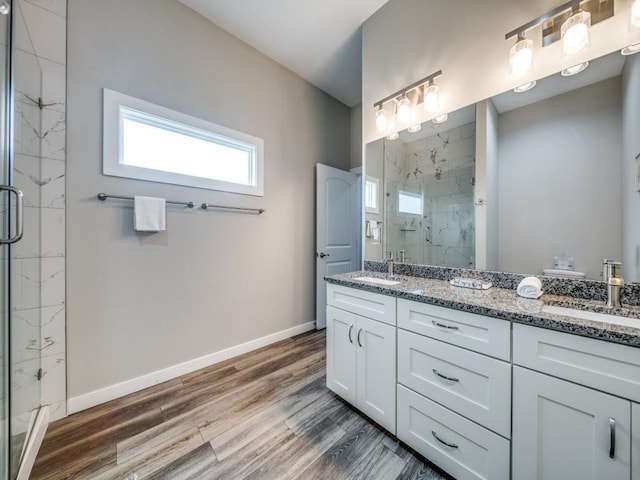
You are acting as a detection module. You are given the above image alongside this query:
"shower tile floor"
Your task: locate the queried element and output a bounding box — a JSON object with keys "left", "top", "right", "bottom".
{"left": 30, "top": 330, "right": 449, "bottom": 480}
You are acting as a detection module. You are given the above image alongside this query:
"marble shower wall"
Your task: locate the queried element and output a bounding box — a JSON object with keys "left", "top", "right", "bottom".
{"left": 11, "top": 0, "right": 66, "bottom": 424}
{"left": 384, "top": 123, "right": 475, "bottom": 268}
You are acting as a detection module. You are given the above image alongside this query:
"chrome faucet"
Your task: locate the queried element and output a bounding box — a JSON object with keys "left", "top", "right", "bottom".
{"left": 602, "top": 259, "right": 624, "bottom": 308}
{"left": 386, "top": 251, "right": 394, "bottom": 276}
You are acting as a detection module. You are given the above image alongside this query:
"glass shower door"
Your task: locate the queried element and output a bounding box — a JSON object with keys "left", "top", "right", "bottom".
{"left": 2, "top": 0, "right": 43, "bottom": 476}
{"left": 0, "top": 2, "right": 12, "bottom": 476}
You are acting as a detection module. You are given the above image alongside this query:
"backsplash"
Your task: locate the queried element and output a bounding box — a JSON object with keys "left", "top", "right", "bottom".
{"left": 364, "top": 261, "right": 640, "bottom": 307}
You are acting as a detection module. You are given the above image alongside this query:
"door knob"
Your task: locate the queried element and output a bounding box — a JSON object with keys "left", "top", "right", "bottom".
{"left": 318, "top": 252, "right": 330, "bottom": 258}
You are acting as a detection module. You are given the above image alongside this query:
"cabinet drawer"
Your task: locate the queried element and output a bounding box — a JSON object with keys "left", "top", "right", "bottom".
{"left": 327, "top": 283, "right": 396, "bottom": 326}
{"left": 397, "top": 384, "right": 510, "bottom": 480}
{"left": 513, "top": 323, "right": 640, "bottom": 402}
{"left": 397, "top": 299, "right": 510, "bottom": 360}
{"left": 398, "top": 330, "right": 511, "bottom": 438}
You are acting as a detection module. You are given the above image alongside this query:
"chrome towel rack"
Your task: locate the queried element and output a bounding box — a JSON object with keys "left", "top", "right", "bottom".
{"left": 201, "top": 203, "right": 265, "bottom": 214}
{"left": 97, "top": 193, "right": 195, "bottom": 208}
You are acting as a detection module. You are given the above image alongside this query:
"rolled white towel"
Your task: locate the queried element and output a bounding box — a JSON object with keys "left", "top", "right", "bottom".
{"left": 517, "top": 276, "right": 543, "bottom": 299}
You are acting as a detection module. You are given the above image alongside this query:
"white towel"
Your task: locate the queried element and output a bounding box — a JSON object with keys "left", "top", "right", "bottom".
{"left": 366, "top": 220, "right": 377, "bottom": 238}
{"left": 517, "top": 276, "right": 543, "bottom": 299}
{"left": 134, "top": 196, "right": 166, "bottom": 232}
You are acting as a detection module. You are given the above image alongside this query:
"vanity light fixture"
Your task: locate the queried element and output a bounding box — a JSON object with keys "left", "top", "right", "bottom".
{"left": 621, "top": 41, "right": 640, "bottom": 55}
{"left": 513, "top": 81, "right": 537, "bottom": 93}
{"left": 0, "top": 1, "right": 9, "bottom": 15}
{"left": 561, "top": 8, "right": 591, "bottom": 56}
{"left": 432, "top": 113, "right": 449, "bottom": 124}
{"left": 373, "top": 70, "right": 442, "bottom": 136}
{"left": 386, "top": 132, "right": 399, "bottom": 140}
{"left": 561, "top": 61, "right": 589, "bottom": 76}
{"left": 375, "top": 107, "right": 389, "bottom": 134}
{"left": 505, "top": 1, "right": 610, "bottom": 77}
{"left": 510, "top": 33, "right": 534, "bottom": 77}
{"left": 407, "top": 124, "right": 422, "bottom": 133}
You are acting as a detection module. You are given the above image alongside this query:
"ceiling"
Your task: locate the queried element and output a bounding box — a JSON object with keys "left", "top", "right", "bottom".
{"left": 177, "top": 0, "right": 390, "bottom": 107}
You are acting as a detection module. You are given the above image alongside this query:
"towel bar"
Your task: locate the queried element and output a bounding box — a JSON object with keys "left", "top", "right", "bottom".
{"left": 97, "top": 193, "right": 195, "bottom": 208}
{"left": 201, "top": 203, "right": 265, "bottom": 214}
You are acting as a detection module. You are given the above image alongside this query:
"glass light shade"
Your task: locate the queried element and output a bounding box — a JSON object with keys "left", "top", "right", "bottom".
{"left": 397, "top": 96, "right": 411, "bottom": 124}
{"left": 0, "top": 1, "right": 9, "bottom": 14}
{"left": 386, "top": 132, "right": 399, "bottom": 140}
{"left": 423, "top": 84, "right": 439, "bottom": 114}
{"left": 633, "top": 0, "right": 640, "bottom": 28}
{"left": 509, "top": 37, "right": 534, "bottom": 77}
{"left": 407, "top": 124, "right": 422, "bottom": 133}
{"left": 561, "top": 61, "right": 589, "bottom": 76}
{"left": 561, "top": 11, "right": 591, "bottom": 56}
{"left": 375, "top": 108, "right": 388, "bottom": 133}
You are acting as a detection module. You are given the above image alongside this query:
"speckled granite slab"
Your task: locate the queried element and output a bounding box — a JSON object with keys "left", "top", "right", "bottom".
{"left": 364, "top": 261, "right": 640, "bottom": 307}
{"left": 328, "top": 270, "right": 640, "bottom": 348}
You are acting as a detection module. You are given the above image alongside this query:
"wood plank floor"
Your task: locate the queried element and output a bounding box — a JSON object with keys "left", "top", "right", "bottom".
{"left": 31, "top": 330, "right": 451, "bottom": 480}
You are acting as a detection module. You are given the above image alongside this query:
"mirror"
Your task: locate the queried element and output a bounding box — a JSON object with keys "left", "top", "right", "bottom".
{"left": 365, "top": 50, "right": 639, "bottom": 282}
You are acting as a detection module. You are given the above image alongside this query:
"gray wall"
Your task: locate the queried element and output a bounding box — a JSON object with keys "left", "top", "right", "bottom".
{"left": 350, "top": 103, "right": 363, "bottom": 169}
{"left": 67, "top": 0, "right": 350, "bottom": 399}
{"left": 497, "top": 77, "right": 621, "bottom": 279}
{"left": 622, "top": 55, "right": 640, "bottom": 282}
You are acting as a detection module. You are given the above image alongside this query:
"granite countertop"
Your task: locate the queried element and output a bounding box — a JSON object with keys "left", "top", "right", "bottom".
{"left": 326, "top": 271, "right": 640, "bottom": 348}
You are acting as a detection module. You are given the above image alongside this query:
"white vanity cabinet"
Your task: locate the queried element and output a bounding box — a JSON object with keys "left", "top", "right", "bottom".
{"left": 326, "top": 284, "right": 396, "bottom": 433}
{"left": 512, "top": 323, "right": 640, "bottom": 480}
{"left": 396, "top": 299, "right": 511, "bottom": 480}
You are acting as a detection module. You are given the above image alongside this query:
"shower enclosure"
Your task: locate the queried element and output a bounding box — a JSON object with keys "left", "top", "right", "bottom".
{"left": 383, "top": 119, "right": 476, "bottom": 268}
{"left": 1, "top": 1, "right": 48, "bottom": 477}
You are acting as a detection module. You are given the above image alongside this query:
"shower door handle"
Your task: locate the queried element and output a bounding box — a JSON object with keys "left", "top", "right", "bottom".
{"left": 0, "top": 185, "right": 24, "bottom": 244}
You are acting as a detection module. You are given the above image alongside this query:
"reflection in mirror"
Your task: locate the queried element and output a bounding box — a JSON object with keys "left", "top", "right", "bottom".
{"left": 365, "top": 50, "right": 640, "bottom": 282}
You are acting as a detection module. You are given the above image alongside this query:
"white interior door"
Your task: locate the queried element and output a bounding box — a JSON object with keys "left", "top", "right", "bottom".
{"left": 316, "top": 163, "right": 360, "bottom": 329}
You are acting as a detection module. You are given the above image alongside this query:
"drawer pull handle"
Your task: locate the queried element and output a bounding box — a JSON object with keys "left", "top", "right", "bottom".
{"left": 432, "top": 369, "right": 459, "bottom": 383}
{"left": 357, "top": 328, "right": 363, "bottom": 347}
{"left": 432, "top": 431, "right": 459, "bottom": 449}
{"left": 609, "top": 417, "right": 616, "bottom": 459}
{"left": 348, "top": 325, "right": 354, "bottom": 344}
{"left": 432, "top": 320, "right": 459, "bottom": 331}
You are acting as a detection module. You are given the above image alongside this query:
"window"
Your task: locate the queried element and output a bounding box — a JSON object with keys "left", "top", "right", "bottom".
{"left": 365, "top": 176, "right": 379, "bottom": 213}
{"left": 398, "top": 190, "right": 423, "bottom": 216}
{"left": 103, "top": 89, "right": 264, "bottom": 196}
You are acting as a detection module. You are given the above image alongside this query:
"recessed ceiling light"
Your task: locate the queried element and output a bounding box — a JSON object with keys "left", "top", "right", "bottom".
{"left": 386, "top": 132, "right": 399, "bottom": 140}
{"left": 407, "top": 124, "right": 422, "bottom": 133}
{"left": 621, "top": 42, "right": 640, "bottom": 56}
{"left": 561, "top": 61, "right": 589, "bottom": 76}
{"left": 432, "top": 114, "right": 448, "bottom": 124}
{"left": 513, "top": 81, "right": 536, "bottom": 93}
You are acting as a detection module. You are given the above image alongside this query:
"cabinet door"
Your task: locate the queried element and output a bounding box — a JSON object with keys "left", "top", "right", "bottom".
{"left": 513, "top": 366, "right": 631, "bottom": 480}
{"left": 633, "top": 403, "right": 639, "bottom": 480}
{"left": 356, "top": 315, "right": 396, "bottom": 433}
{"left": 326, "top": 305, "right": 357, "bottom": 405}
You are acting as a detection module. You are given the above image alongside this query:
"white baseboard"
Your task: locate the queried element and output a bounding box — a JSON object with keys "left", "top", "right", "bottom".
{"left": 68, "top": 321, "right": 315, "bottom": 414}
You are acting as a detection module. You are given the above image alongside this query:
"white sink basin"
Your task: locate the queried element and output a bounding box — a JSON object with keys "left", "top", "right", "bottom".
{"left": 353, "top": 276, "right": 402, "bottom": 286}
{"left": 543, "top": 305, "right": 640, "bottom": 329}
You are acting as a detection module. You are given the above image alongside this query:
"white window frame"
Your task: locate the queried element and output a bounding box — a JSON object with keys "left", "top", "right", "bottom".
{"left": 103, "top": 88, "right": 264, "bottom": 196}
{"left": 365, "top": 176, "right": 379, "bottom": 214}
{"left": 398, "top": 190, "right": 423, "bottom": 216}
